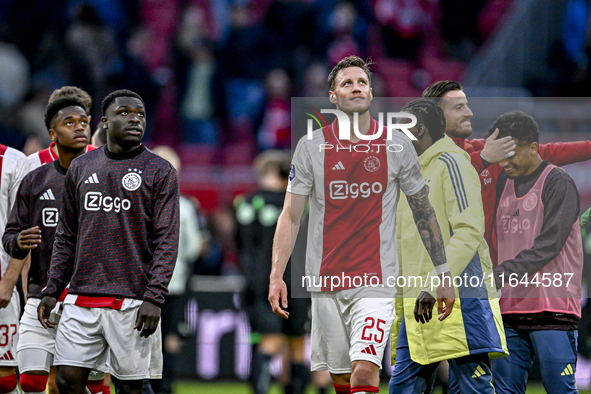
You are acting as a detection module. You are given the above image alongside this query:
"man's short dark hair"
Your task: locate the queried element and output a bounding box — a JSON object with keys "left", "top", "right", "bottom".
{"left": 48, "top": 86, "right": 92, "bottom": 114}
{"left": 487, "top": 110, "right": 539, "bottom": 145}
{"left": 44, "top": 97, "right": 87, "bottom": 131}
{"left": 402, "top": 98, "right": 447, "bottom": 142}
{"left": 422, "top": 81, "right": 463, "bottom": 102}
{"left": 328, "top": 56, "right": 374, "bottom": 92}
{"left": 101, "top": 89, "right": 145, "bottom": 116}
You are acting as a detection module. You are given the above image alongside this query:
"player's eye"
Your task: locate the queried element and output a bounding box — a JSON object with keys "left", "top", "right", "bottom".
{"left": 121, "top": 110, "right": 128, "bottom": 115}
{"left": 81, "top": 120, "right": 88, "bottom": 125}
{"left": 137, "top": 112, "right": 145, "bottom": 117}
{"left": 66, "top": 121, "right": 73, "bottom": 126}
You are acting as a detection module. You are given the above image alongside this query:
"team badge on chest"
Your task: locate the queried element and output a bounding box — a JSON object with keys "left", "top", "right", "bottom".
{"left": 364, "top": 156, "right": 380, "bottom": 172}
{"left": 122, "top": 169, "right": 143, "bottom": 191}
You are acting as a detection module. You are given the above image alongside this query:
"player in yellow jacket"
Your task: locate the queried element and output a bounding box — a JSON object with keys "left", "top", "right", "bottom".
{"left": 389, "top": 99, "right": 508, "bottom": 394}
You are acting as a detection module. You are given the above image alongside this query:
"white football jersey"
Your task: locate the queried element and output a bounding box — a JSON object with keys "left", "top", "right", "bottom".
{"left": 0, "top": 144, "right": 29, "bottom": 276}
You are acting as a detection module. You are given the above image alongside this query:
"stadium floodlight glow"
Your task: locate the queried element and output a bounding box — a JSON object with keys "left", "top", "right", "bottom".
{"left": 306, "top": 109, "right": 417, "bottom": 141}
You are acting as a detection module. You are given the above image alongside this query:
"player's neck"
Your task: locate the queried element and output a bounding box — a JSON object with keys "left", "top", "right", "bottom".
{"left": 106, "top": 140, "right": 142, "bottom": 155}
{"left": 344, "top": 111, "right": 372, "bottom": 144}
{"left": 56, "top": 145, "right": 86, "bottom": 169}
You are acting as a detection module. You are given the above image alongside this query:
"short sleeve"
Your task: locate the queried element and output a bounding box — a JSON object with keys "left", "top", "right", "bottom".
{"left": 395, "top": 139, "right": 425, "bottom": 196}
{"left": 287, "top": 136, "right": 313, "bottom": 196}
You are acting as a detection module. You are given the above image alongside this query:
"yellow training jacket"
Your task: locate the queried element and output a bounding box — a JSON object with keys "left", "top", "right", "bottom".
{"left": 391, "top": 136, "right": 508, "bottom": 365}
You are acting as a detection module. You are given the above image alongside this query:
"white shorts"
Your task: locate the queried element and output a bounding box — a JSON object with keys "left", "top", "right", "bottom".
{"left": 54, "top": 301, "right": 162, "bottom": 380}
{"left": 0, "top": 288, "right": 20, "bottom": 367}
{"left": 310, "top": 292, "right": 395, "bottom": 374}
{"left": 17, "top": 298, "right": 58, "bottom": 372}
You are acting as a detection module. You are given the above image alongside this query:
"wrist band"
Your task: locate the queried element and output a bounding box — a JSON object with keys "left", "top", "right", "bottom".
{"left": 480, "top": 154, "right": 491, "bottom": 168}
{"left": 435, "top": 263, "right": 450, "bottom": 276}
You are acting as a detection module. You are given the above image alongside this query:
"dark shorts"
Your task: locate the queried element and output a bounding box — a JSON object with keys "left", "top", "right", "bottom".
{"left": 244, "top": 290, "right": 309, "bottom": 336}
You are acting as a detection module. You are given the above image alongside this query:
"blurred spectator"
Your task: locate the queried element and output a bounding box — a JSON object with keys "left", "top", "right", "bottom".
{"left": 548, "top": 0, "right": 591, "bottom": 96}
{"left": 151, "top": 146, "right": 203, "bottom": 394}
{"left": 65, "top": 3, "right": 121, "bottom": 118}
{"left": 17, "top": 85, "right": 52, "bottom": 148}
{"left": 216, "top": 2, "right": 272, "bottom": 140}
{"left": 373, "top": 0, "right": 430, "bottom": 60}
{"left": 262, "top": 0, "right": 318, "bottom": 77}
{"left": 301, "top": 61, "right": 329, "bottom": 97}
{"left": 440, "top": 0, "right": 487, "bottom": 61}
{"left": 174, "top": 5, "right": 218, "bottom": 144}
{"left": 326, "top": 1, "right": 366, "bottom": 66}
{"left": 235, "top": 150, "right": 310, "bottom": 394}
{"left": 256, "top": 69, "right": 292, "bottom": 150}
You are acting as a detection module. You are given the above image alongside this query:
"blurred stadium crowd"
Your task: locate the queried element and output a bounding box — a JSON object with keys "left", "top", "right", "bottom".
{"left": 0, "top": 0, "right": 521, "bottom": 153}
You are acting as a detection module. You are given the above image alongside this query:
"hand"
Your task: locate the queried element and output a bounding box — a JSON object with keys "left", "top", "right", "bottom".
{"left": 37, "top": 296, "right": 57, "bottom": 329}
{"left": 581, "top": 207, "right": 591, "bottom": 228}
{"left": 134, "top": 301, "right": 161, "bottom": 338}
{"left": 0, "top": 279, "right": 13, "bottom": 309}
{"left": 480, "top": 129, "right": 517, "bottom": 164}
{"left": 414, "top": 291, "right": 435, "bottom": 324}
{"left": 268, "top": 277, "right": 289, "bottom": 319}
{"left": 435, "top": 272, "right": 455, "bottom": 321}
{"left": 17, "top": 227, "right": 42, "bottom": 250}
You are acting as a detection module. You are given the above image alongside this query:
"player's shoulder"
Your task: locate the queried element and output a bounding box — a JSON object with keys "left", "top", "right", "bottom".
{"left": 1, "top": 144, "right": 28, "bottom": 171}
{"left": 143, "top": 148, "right": 177, "bottom": 172}
{"left": 295, "top": 128, "right": 326, "bottom": 153}
{"left": 0, "top": 145, "right": 27, "bottom": 162}
{"left": 548, "top": 164, "right": 577, "bottom": 186}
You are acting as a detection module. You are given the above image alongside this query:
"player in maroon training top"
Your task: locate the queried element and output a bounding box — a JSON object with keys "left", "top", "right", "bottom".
{"left": 38, "top": 90, "right": 179, "bottom": 394}
{"left": 3, "top": 96, "right": 93, "bottom": 394}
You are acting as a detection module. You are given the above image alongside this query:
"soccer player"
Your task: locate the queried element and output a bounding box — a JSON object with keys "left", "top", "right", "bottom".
{"left": 3, "top": 96, "right": 94, "bottom": 394}
{"left": 268, "top": 56, "right": 455, "bottom": 394}
{"left": 0, "top": 144, "right": 28, "bottom": 394}
{"left": 490, "top": 111, "right": 582, "bottom": 394}
{"left": 37, "top": 89, "right": 179, "bottom": 394}
{"left": 236, "top": 150, "right": 310, "bottom": 394}
{"left": 388, "top": 99, "right": 507, "bottom": 394}
{"left": 423, "top": 81, "right": 591, "bottom": 265}
{"left": 28, "top": 86, "right": 95, "bottom": 171}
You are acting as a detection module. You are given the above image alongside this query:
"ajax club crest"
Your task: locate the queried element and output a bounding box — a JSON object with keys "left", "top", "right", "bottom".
{"left": 364, "top": 156, "right": 380, "bottom": 172}
{"left": 122, "top": 169, "right": 142, "bottom": 191}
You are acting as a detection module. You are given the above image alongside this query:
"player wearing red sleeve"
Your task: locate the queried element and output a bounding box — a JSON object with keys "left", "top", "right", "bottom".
{"left": 423, "top": 81, "right": 591, "bottom": 265}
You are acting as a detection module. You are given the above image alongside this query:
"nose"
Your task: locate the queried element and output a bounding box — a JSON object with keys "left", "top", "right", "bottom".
{"left": 465, "top": 106, "right": 473, "bottom": 118}
{"left": 129, "top": 114, "right": 140, "bottom": 123}
{"left": 499, "top": 160, "right": 509, "bottom": 168}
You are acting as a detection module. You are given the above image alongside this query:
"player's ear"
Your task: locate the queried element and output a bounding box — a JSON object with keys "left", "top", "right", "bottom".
{"left": 87, "top": 115, "right": 92, "bottom": 124}
{"left": 530, "top": 141, "right": 539, "bottom": 155}
{"left": 329, "top": 91, "right": 337, "bottom": 104}
{"left": 101, "top": 116, "right": 107, "bottom": 128}
{"left": 48, "top": 128, "right": 56, "bottom": 142}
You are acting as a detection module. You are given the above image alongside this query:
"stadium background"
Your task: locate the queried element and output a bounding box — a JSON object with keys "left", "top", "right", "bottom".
{"left": 0, "top": 0, "right": 590, "bottom": 392}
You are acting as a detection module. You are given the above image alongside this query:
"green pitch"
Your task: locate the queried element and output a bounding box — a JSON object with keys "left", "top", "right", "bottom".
{"left": 172, "top": 381, "right": 584, "bottom": 394}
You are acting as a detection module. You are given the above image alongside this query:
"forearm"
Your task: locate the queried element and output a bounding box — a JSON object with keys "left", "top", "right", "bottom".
{"left": 470, "top": 151, "right": 487, "bottom": 173}
{"left": 539, "top": 141, "right": 591, "bottom": 166}
{"left": 406, "top": 185, "right": 448, "bottom": 273}
{"left": 0, "top": 257, "right": 27, "bottom": 289}
{"left": 270, "top": 210, "right": 300, "bottom": 280}
{"left": 2, "top": 232, "right": 28, "bottom": 260}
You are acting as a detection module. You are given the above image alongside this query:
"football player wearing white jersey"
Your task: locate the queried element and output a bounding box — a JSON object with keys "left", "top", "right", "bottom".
{"left": 268, "top": 56, "right": 455, "bottom": 394}
{"left": 0, "top": 144, "right": 29, "bottom": 394}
